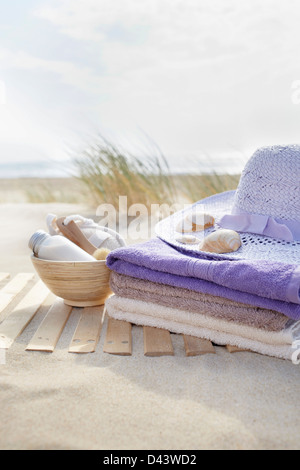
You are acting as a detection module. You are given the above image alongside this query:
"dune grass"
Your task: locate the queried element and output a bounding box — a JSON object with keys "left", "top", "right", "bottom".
{"left": 72, "top": 136, "right": 240, "bottom": 209}
{"left": 73, "top": 137, "right": 177, "bottom": 208}
{"left": 1, "top": 138, "right": 240, "bottom": 206}
{"left": 174, "top": 172, "right": 240, "bottom": 203}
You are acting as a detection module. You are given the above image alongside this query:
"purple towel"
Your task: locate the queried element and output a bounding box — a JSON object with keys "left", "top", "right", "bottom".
{"left": 106, "top": 237, "right": 300, "bottom": 321}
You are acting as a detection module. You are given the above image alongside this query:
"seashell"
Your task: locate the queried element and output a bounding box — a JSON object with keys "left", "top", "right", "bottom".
{"left": 199, "top": 229, "right": 241, "bottom": 254}
{"left": 176, "top": 212, "right": 215, "bottom": 233}
{"left": 176, "top": 234, "right": 199, "bottom": 245}
{"left": 175, "top": 218, "right": 194, "bottom": 233}
{"left": 188, "top": 211, "right": 215, "bottom": 230}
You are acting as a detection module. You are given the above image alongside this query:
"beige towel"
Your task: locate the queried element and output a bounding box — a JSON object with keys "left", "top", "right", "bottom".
{"left": 110, "top": 272, "right": 290, "bottom": 332}
{"left": 105, "top": 295, "right": 300, "bottom": 361}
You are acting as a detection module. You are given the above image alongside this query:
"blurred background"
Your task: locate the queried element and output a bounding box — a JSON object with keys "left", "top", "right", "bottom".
{"left": 1, "top": 0, "right": 300, "bottom": 206}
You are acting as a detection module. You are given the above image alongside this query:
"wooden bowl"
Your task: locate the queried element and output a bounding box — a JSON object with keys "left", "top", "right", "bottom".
{"left": 31, "top": 255, "right": 112, "bottom": 307}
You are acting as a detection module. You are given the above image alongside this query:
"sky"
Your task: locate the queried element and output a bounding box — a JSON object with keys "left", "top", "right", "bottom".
{"left": 1, "top": 0, "right": 300, "bottom": 175}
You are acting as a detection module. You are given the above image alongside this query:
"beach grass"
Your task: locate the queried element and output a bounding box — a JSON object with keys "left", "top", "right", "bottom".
{"left": 72, "top": 137, "right": 177, "bottom": 208}
{"left": 0, "top": 139, "right": 240, "bottom": 206}
{"left": 72, "top": 137, "right": 240, "bottom": 208}
{"left": 0, "top": 172, "right": 239, "bottom": 208}
{"left": 174, "top": 172, "right": 240, "bottom": 202}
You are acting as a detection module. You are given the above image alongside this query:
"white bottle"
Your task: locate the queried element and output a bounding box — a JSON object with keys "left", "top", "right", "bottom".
{"left": 28, "top": 230, "right": 95, "bottom": 262}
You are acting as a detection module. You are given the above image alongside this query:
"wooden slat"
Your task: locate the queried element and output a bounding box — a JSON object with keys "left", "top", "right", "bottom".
{"left": 0, "top": 280, "right": 50, "bottom": 349}
{"left": 143, "top": 326, "right": 174, "bottom": 357}
{"left": 69, "top": 305, "right": 105, "bottom": 353}
{"left": 0, "top": 273, "right": 34, "bottom": 322}
{"left": 103, "top": 318, "right": 132, "bottom": 356}
{"left": 226, "top": 344, "right": 249, "bottom": 353}
{"left": 183, "top": 335, "right": 215, "bottom": 356}
{"left": 0, "top": 273, "right": 9, "bottom": 283}
{"left": 26, "top": 299, "right": 72, "bottom": 352}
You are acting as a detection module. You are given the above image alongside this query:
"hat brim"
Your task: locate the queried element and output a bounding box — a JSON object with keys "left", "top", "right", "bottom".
{"left": 155, "top": 190, "right": 300, "bottom": 265}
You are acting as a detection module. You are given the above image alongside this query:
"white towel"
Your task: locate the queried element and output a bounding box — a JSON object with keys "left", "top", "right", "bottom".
{"left": 46, "top": 213, "right": 126, "bottom": 250}
{"left": 105, "top": 295, "right": 300, "bottom": 361}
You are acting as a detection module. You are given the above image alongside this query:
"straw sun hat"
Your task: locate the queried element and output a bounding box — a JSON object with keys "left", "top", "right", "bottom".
{"left": 155, "top": 145, "right": 300, "bottom": 264}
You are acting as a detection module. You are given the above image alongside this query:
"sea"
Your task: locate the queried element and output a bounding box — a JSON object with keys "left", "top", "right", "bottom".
{"left": 0, "top": 161, "right": 75, "bottom": 179}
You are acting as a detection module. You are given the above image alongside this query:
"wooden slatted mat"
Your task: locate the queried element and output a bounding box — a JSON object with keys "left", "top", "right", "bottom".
{"left": 0, "top": 273, "right": 10, "bottom": 283}
{"left": 26, "top": 299, "right": 72, "bottom": 352}
{"left": 183, "top": 335, "right": 216, "bottom": 356}
{"left": 226, "top": 344, "right": 250, "bottom": 353}
{"left": 0, "top": 273, "right": 255, "bottom": 358}
{"left": 103, "top": 317, "right": 132, "bottom": 356}
{"left": 143, "top": 326, "right": 174, "bottom": 357}
{"left": 69, "top": 305, "right": 105, "bottom": 353}
{"left": 0, "top": 273, "right": 35, "bottom": 322}
{"left": 0, "top": 280, "right": 50, "bottom": 348}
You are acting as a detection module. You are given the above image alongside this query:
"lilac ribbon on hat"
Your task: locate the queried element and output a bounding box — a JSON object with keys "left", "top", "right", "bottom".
{"left": 218, "top": 208, "right": 300, "bottom": 242}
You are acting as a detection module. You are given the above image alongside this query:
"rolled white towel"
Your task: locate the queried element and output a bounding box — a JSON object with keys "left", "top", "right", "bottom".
{"left": 46, "top": 213, "right": 126, "bottom": 251}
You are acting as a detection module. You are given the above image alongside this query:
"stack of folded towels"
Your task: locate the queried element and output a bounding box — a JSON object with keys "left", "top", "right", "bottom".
{"left": 105, "top": 145, "right": 300, "bottom": 362}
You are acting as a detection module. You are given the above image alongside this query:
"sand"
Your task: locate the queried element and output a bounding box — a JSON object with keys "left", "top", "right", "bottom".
{"left": 0, "top": 202, "right": 299, "bottom": 450}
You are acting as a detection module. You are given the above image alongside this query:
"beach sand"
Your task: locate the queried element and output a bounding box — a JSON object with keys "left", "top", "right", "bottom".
{"left": 0, "top": 201, "right": 299, "bottom": 450}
